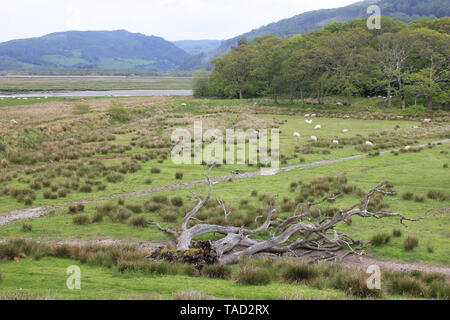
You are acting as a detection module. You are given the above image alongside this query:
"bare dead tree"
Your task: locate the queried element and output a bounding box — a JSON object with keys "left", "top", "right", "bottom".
{"left": 152, "top": 167, "right": 424, "bottom": 265}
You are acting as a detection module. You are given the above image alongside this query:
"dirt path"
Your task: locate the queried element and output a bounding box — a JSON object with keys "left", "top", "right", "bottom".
{"left": 1, "top": 138, "right": 449, "bottom": 227}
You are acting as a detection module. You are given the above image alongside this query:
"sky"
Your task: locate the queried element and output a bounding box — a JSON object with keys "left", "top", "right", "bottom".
{"left": 0, "top": 0, "right": 359, "bottom": 43}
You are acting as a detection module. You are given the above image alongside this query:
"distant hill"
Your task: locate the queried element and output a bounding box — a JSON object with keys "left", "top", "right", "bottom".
{"left": 0, "top": 30, "right": 191, "bottom": 71}
{"left": 186, "top": 0, "right": 449, "bottom": 69}
{"left": 172, "top": 40, "right": 221, "bottom": 56}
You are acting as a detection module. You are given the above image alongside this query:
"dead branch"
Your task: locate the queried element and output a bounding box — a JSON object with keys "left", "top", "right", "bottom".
{"left": 153, "top": 168, "right": 425, "bottom": 264}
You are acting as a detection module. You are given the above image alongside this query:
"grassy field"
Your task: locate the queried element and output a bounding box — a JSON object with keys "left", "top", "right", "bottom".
{"left": 0, "top": 76, "right": 192, "bottom": 92}
{"left": 0, "top": 96, "right": 449, "bottom": 300}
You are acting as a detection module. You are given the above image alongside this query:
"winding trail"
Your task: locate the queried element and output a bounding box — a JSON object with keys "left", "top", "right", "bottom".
{"left": 1, "top": 138, "right": 449, "bottom": 227}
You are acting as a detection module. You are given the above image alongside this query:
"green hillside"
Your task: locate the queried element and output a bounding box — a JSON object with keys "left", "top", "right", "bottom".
{"left": 0, "top": 30, "right": 191, "bottom": 71}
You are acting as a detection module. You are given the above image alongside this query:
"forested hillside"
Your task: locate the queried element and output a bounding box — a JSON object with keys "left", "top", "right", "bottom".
{"left": 0, "top": 30, "right": 190, "bottom": 71}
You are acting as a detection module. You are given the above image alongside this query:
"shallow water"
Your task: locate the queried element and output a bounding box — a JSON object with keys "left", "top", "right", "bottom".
{"left": 0, "top": 89, "right": 193, "bottom": 98}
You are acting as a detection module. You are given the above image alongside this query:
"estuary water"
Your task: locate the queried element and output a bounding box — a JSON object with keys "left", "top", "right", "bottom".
{"left": 0, "top": 89, "right": 193, "bottom": 98}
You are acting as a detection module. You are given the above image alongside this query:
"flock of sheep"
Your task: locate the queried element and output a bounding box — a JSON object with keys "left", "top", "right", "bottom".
{"left": 293, "top": 114, "right": 374, "bottom": 147}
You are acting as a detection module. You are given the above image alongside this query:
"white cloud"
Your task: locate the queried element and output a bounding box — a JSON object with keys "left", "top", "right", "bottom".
{"left": 0, "top": 0, "right": 358, "bottom": 42}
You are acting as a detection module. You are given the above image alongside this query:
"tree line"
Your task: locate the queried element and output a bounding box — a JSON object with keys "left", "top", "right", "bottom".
{"left": 193, "top": 17, "right": 449, "bottom": 112}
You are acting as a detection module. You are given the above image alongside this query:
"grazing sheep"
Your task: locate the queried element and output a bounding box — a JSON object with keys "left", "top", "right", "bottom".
{"left": 181, "top": 103, "right": 187, "bottom": 106}
{"left": 310, "top": 136, "right": 318, "bottom": 142}
{"left": 336, "top": 102, "right": 343, "bottom": 106}
{"left": 311, "top": 114, "right": 317, "bottom": 118}
{"left": 423, "top": 118, "right": 432, "bottom": 123}
{"left": 305, "top": 120, "right": 313, "bottom": 124}
{"left": 333, "top": 140, "right": 339, "bottom": 145}
{"left": 293, "top": 132, "right": 301, "bottom": 138}
{"left": 413, "top": 126, "right": 419, "bottom": 129}
{"left": 1, "top": 159, "right": 8, "bottom": 168}
{"left": 405, "top": 146, "right": 411, "bottom": 151}
{"left": 10, "top": 119, "right": 18, "bottom": 125}
{"left": 365, "top": 141, "right": 374, "bottom": 147}
{"left": 314, "top": 125, "right": 321, "bottom": 130}
{"left": 304, "top": 114, "right": 310, "bottom": 118}
{"left": 343, "top": 115, "right": 350, "bottom": 119}
{"left": 343, "top": 129, "right": 349, "bottom": 133}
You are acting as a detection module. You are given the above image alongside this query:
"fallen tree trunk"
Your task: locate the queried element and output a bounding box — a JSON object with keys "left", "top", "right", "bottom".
{"left": 152, "top": 167, "right": 424, "bottom": 265}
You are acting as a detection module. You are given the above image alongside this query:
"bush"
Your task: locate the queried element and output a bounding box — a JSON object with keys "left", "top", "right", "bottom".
{"left": 91, "top": 212, "right": 104, "bottom": 223}
{"left": 281, "top": 263, "right": 319, "bottom": 284}
{"left": 175, "top": 172, "right": 183, "bottom": 180}
{"left": 403, "top": 236, "right": 419, "bottom": 251}
{"left": 21, "top": 224, "right": 33, "bottom": 232}
{"left": 73, "top": 103, "right": 90, "bottom": 115}
{"left": 162, "top": 212, "right": 178, "bottom": 223}
{"left": 370, "top": 233, "right": 391, "bottom": 246}
{"left": 128, "top": 216, "right": 148, "bottom": 228}
{"left": 151, "top": 167, "right": 161, "bottom": 174}
{"left": 234, "top": 266, "right": 272, "bottom": 286}
{"left": 389, "top": 276, "right": 425, "bottom": 297}
{"left": 402, "top": 192, "right": 414, "bottom": 200}
{"left": 413, "top": 195, "right": 425, "bottom": 203}
{"left": 170, "top": 196, "right": 183, "bottom": 207}
{"left": 79, "top": 184, "right": 92, "bottom": 193}
{"left": 152, "top": 195, "right": 169, "bottom": 205}
{"left": 106, "top": 173, "right": 125, "bottom": 183}
{"left": 125, "top": 204, "right": 143, "bottom": 214}
{"left": 203, "top": 264, "right": 232, "bottom": 279}
{"left": 73, "top": 215, "right": 90, "bottom": 225}
{"left": 392, "top": 229, "right": 402, "bottom": 237}
{"left": 108, "top": 104, "right": 131, "bottom": 123}
{"left": 427, "top": 190, "right": 448, "bottom": 201}
{"left": 332, "top": 270, "right": 382, "bottom": 298}
{"left": 173, "top": 290, "right": 211, "bottom": 300}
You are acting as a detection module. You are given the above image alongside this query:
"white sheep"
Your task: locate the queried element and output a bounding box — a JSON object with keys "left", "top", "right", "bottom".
{"left": 314, "top": 125, "right": 321, "bottom": 130}
{"left": 413, "top": 126, "right": 419, "bottom": 129}
{"left": 305, "top": 120, "right": 313, "bottom": 124}
{"left": 405, "top": 146, "right": 411, "bottom": 151}
{"left": 304, "top": 114, "right": 310, "bottom": 118}
{"left": 333, "top": 140, "right": 339, "bottom": 145}
{"left": 311, "top": 114, "right": 317, "bottom": 118}
{"left": 365, "top": 141, "right": 374, "bottom": 147}
{"left": 10, "top": 119, "right": 18, "bottom": 125}
{"left": 293, "top": 132, "right": 301, "bottom": 138}
{"left": 311, "top": 136, "right": 318, "bottom": 142}
{"left": 423, "top": 118, "right": 432, "bottom": 123}
{"left": 343, "top": 129, "right": 349, "bottom": 133}
{"left": 181, "top": 103, "right": 187, "bottom": 106}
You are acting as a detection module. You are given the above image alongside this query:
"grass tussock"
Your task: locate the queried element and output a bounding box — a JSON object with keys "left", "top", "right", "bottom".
{"left": 403, "top": 236, "right": 419, "bottom": 251}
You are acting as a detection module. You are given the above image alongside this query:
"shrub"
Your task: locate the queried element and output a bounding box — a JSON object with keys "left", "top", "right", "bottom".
{"left": 170, "top": 196, "right": 183, "bottom": 207}
{"left": 370, "top": 233, "right": 391, "bottom": 246}
{"left": 413, "top": 195, "right": 425, "bottom": 203}
{"left": 203, "top": 264, "right": 232, "bottom": 279}
{"left": 91, "top": 212, "right": 104, "bottom": 223}
{"left": 79, "top": 184, "right": 92, "bottom": 193}
{"left": 151, "top": 167, "right": 161, "bottom": 174}
{"left": 77, "top": 204, "right": 85, "bottom": 212}
{"left": 125, "top": 204, "right": 143, "bottom": 214}
{"left": 281, "top": 263, "right": 319, "bottom": 284}
{"left": 128, "top": 216, "right": 148, "bottom": 228}
{"left": 108, "top": 104, "right": 131, "bottom": 123}
{"left": 73, "top": 103, "right": 90, "bottom": 115}
{"left": 403, "top": 236, "right": 419, "bottom": 251}
{"left": 145, "top": 178, "right": 153, "bottom": 185}
{"left": 402, "top": 192, "right": 414, "bottom": 200}
{"left": 162, "top": 212, "right": 178, "bottom": 223}
{"left": 427, "top": 190, "right": 448, "bottom": 201}
{"left": 106, "top": 173, "right": 124, "bottom": 183}
{"left": 175, "top": 172, "right": 183, "bottom": 180}
{"left": 234, "top": 266, "right": 272, "bottom": 286}
{"left": 172, "top": 291, "right": 211, "bottom": 300}
{"left": 73, "top": 215, "right": 90, "bottom": 225}
{"left": 392, "top": 229, "right": 403, "bottom": 237}
{"left": 152, "top": 195, "right": 169, "bottom": 205}
{"left": 21, "top": 224, "right": 33, "bottom": 232}
{"left": 389, "top": 276, "right": 425, "bottom": 297}
{"left": 333, "top": 270, "right": 382, "bottom": 298}
{"left": 444, "top": 164, "right": 448, "bottom": 169}
{"left": 251, "top": 190, "right": 258, "bottom": 197}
